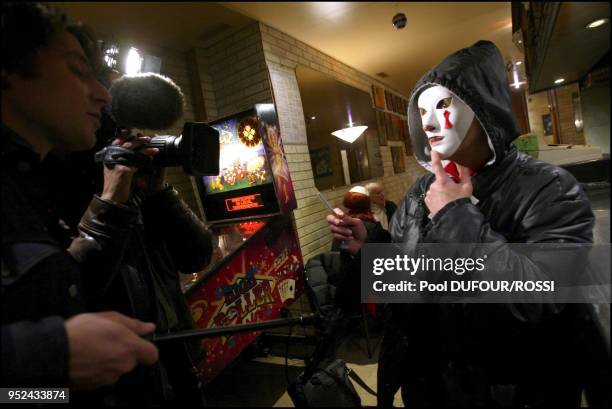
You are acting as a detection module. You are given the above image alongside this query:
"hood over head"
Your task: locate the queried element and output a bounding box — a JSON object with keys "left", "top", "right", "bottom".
{"left": 407, "top": 40, "right": 520, "bottom": 172}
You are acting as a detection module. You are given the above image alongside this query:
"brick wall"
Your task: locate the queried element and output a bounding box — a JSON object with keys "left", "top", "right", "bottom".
{"left": 267, "top": 64, "right": 309, "bottom": 145}
{"left": 195, "top": 23, "right": 273, "bottom": 121}
{"left": 259, "top": 22, "right": 426, "bottom": 263}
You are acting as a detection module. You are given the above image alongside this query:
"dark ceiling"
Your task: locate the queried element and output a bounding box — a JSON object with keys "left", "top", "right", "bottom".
{"left": 530, "top": 2, "right": 610, "bottom": 93}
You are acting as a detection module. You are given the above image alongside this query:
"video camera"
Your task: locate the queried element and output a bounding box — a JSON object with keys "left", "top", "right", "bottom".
{"left": 95, "top": 119, "right": 220, "bottom": 176}
{"left": 94, "top": 72, "right": 220, "bottom": 176}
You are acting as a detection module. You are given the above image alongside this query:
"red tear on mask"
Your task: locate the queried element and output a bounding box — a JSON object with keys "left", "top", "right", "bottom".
{"left": 443, "top": 110, "right": 453, "bottom": 129}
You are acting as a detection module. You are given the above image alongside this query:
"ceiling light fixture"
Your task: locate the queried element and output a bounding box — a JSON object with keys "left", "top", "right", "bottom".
{"left": 515, "top": 60, "right": 522, "bottom": 65}
{"left": 331, "top": 125, "right": 368, "bottom": 143}
{"left": 554, "top": 78, "right": 565, "bottom": 84}
{"left": 586, "top": 18, "right": 609, "bottom": 29}
{"left": 125, "top": 47, "right": 143, "bottom": 75}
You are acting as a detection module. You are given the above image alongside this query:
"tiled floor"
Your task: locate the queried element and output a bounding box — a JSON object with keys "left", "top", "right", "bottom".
{"left": 201, "top": 314, "right": 598, "bottom": 408}
{"left": 203, "top": 327, "right": 404, "bottom": 407}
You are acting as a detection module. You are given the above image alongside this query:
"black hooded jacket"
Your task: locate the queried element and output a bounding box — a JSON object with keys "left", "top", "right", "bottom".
{"left": 395, "top": 40, "right": 594, "bottom": 247}
{"left": 378, "top": 41, "right": 607, "bottom": 407}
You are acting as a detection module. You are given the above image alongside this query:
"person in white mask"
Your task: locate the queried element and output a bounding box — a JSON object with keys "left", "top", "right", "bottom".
{"left": 418, "top": 85, "right": 475, "bottom": 159}
{"left": 325, "top": 40, "right": 605, "bottom": 408}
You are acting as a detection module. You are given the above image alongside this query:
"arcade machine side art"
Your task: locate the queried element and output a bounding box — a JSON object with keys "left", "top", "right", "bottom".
{"left": 182, "top": 103, "right": 304, "bottom": 385}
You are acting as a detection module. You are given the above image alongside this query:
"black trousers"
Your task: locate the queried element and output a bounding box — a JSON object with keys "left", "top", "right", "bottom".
{"left": 376, "top": 324, "right": 591, "bottom": 409}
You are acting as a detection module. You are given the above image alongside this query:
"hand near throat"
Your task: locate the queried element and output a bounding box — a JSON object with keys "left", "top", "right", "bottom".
{"left": 425, "top": 150, "right": 473, "bottom": 217}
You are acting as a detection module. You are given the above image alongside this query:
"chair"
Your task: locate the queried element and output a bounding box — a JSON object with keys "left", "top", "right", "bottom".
{"left": 303, "top": 251, "right": 375, "bottom": 359}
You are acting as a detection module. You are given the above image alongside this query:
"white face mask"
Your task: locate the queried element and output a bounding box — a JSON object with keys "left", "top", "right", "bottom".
{"left": 417, "top": 85, "right": 475, "bottom": 158}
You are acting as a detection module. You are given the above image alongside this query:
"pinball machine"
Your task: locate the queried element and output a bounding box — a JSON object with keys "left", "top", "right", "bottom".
{"left": 180, "top": 103, "right": 304, "bottom": 384}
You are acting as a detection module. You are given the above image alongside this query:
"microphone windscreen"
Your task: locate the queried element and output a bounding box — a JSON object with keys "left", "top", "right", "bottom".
{"left": 109, "top": 73, "right": 185, "bottom": 130}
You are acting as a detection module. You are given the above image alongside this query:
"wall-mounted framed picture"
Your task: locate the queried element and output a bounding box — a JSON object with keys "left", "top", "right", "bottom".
{"left": 398, "top": 118, "right": 406, "bottom": 141}
{"left": 375, "top": 110, "right": 388, "bottom": 146}
{"left": 400, "top": 98, "right": 407, "bottom": 115}
{"left": 394, "top": 95, "right": 401, "bottom": 114}
{"left": 372, "top": 86, "right": 386, "bottom": 110}
{"left": 542, "top": 113, "right": 553, "bottom": 136}
{"left": 384, "top": 114, "right": 392, "bottom": 141}
{"left": 310, "top": 147, "right": 333, "bottom": 178}
{"left": 403, "top": 122, "right": 413, "bottom": 156}
{"left": 385, "top": 90, "right": 394, "bottom": 112}
{"left": 391, "top": 146, "right": 405, "bottom": 174}
{"left": 391, "top": 115, "right": 402, "bottom": 141}
{"left": 384, "top": 113, "right": 394, "bottom": 141}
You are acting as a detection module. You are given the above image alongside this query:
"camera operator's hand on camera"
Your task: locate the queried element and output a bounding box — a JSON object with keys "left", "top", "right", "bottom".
{"left": 101, "top": 130, "right": 159, "bottom": 204}
{"left": 326, "top": 208, "right": 367, "bottom": 255}
{"left": 134, "top": 167, "right": 167, "bottom": 196}
{"left": 66, "top": 311, "right": 158, "bottom": 390}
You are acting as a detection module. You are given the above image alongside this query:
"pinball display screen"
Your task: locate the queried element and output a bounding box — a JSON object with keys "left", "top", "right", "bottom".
{"left": 197, "top": 109, "right": 279, "bottom": 222}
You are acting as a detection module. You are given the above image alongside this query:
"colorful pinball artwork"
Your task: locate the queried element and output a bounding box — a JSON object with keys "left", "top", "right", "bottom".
{"left": 185, "top": 219, "right": 304, "bottom": 384}
{"left": 263, "top": 122, "right": 296, "bottom": 211}
{"left": 202, "top": 117, "right": 273, "bottom": 195}
{"left": 257, "top": 106, "right": 297, "bottom": 213}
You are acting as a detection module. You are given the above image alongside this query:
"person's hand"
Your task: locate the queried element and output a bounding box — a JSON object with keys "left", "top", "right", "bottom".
{"left": 326, "top": 208, "right": 367, "bottom": 254}
{"left": 100, "top": 130, "right": 159, "bottom": 204}
{"left": 134, "top": 167, "right": 167, "bottom": 195}
{"left": 65, "top": 311, "right": 158, "bottom": 390}
{"left": 425, "top": 150, "right": 473, "bottom": 217}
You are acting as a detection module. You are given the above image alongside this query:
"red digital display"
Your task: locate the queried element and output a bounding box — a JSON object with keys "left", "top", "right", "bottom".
{"left": 225, "top": 194, "right": 264, "bottom": 212}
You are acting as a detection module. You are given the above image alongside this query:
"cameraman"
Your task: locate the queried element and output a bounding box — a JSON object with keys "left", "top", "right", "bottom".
{"left": 41, "top": 29, "right": 213, "bottom": 409}
{"left": 46, "top": 119, "right": 214, "bottom": 406}
{"left": 1, "top": 1, "right": 159, "bottom": 399}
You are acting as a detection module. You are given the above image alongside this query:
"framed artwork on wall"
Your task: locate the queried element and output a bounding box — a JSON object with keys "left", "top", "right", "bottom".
{"left": 372, "top": 86, "right": 386, "bottom": 110}
{"left": 393, "top": 95, "right": 401, "bottom": 113}
{"left": 391, "top": 115, "right": 402, "bottom": 141}
{"left": 385, "top": 90, "right": 394, "bottom": 112}
{"left": 388, "top": 114, "right": 397, "bottom": 141}
{"left": 310, "top": 147, "right": 333, "bottom": 178}
{"left": 375, "top": 110, "right": 388, "bottom": 146}
{"left": 384, "top": 113, "right": 394, "bottom": 141}
{"left": 398, "top": 118, "right": 406, "bottom": 141}
{"left": 542, "top": 114, "right": 553, "bottom": 136}
{"left": 391, "top": 146, "right": 405, "bottom": 174}
{"left": 403, "top": 122, "right": 413, "bottom": 156}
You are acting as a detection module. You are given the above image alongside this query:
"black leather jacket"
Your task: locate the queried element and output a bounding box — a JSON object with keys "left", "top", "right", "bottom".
{"left": 376, "top": 41, "right": 608, "bottom": 408}
{"left": 2, "top": 126, "right": 213, "bottom": 404}
{"left": 1, "top": 126, "right": 137, "bottom": 388}
{"left": 73, "top": 188, "right": 213, "bottom": 406}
